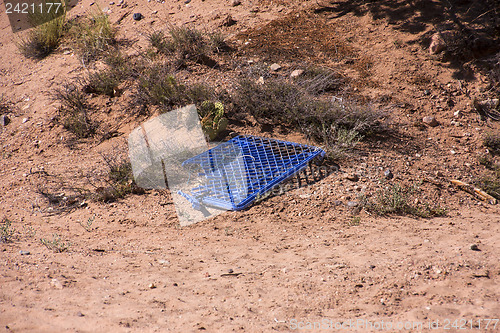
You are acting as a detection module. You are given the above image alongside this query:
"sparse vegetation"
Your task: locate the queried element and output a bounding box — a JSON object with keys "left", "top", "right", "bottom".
{"left": 148, "top": 26, "right": 219, "bottom": 67}
{"left": 207, "top": 32, "right": 229, "bottom": 53}
{"left": 0, "top": 217, "right": 16, "bottom": 243}
{"left": 320, "top": 126, "right": 363, "bottom": 160}
{"left": 477, "top": 157, "right": 500, "bottom": 201}
{"left": 54, "top": 85, "right": 97, "bottom": 138}
{"left": 478, "top": 173, "right": 500, "bottom": 201}
{"left": 233, "top": 78, "right": 305, "bottom": 121}
{"left": 84, "top": 67, "right": 124, "bottom": 97}
{"left": 232, "top": 77, "right": 385, "bottom": 159}
{"left": 484, "top": 132, "right": 500, "bottom": 155}
{"left": 68, "top": 11, "right": 116, "bottom": 64}
{"left": 0, "top": 94, "right": 11, "bottom": 113}
{"left": 79, "top": 214, "right": 96, "bottom": 232}
{"left": 293, "top": 66, "right": 344, "bottom": 95}
{"left": 40, "top": 234, "right": 71, "bottom": 252}
{"left": 94, "top": 153, "right": 142, "bottom": 202}
{"left": 22, "top": 225, "right": 37, "bottom": 238}
{"left": 362, "top": 182, "right": 447, "bottom": 218}
{"left": 17, "top": 1, "right": 67, "bottom": 59}
{"left": 135, "top": 64, "right": 187, "bottom": 108}
{"left": 159, "top": 26, "right": 206, "bottom": 56}
{"left": 148, "top": 30, "right": 169, "bottom": 53}
{"left": 36, "top": 186, "right": 87, "bottom": 215}
{"left": 134, "top": 63, "right": 218, "bottom": 113}
{"left": 479, "top": 155, "right": 497, "bottom": 170}
{"left": 349, "top": 216, "right": 361, "bottom": 226}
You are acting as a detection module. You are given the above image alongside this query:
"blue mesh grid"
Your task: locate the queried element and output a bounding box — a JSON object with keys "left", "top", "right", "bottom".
{"left": 178, "top": 135, "right": 325, "bottom": 211}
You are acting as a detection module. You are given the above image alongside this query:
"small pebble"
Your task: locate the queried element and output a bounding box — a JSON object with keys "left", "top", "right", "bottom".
{"left": 231, "top": 0, "right": 241, "bottom": 6}
{"left": 133, "top": 13, "right": 143, "bottom": 21}
{"left": 76, "top": 312, "right": 84, "bottom": 317}
{"left": 290, "top": 69, "right": 304, "bottom": 78}
{"left": 50, "top": 278, "right": 63, "bottom": 289}
{"left": 228, "top": 268, "right": 234, "bottom": 273}
{"left": 19, "top": 250, "right": 30, "bottom": 255}
{"left": 270, "top": 63, "right": 281, "bottom": 71}
{"left": 470, "top": 244, "right": 480, "bottom": 251}
{"left": 422, "top": 116, "right": 439, "bottom": 127}
{"left": 384, "top": 169, "right": 393, "bottom": 180}
{"left": 22, "top": 117, "right": 29, "bottom": 123}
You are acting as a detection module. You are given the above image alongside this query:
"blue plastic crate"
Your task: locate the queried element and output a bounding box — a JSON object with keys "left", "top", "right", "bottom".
{"left": 178, "top": 135, "right": 325, "bottom": 211}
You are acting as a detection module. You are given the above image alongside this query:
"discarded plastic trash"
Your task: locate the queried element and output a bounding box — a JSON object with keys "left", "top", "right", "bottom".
{"left": 178, "top": 135, "right": 325, "bottom": 211}
{"left": 128, "top": 105, "right": 325, "bottom": 225}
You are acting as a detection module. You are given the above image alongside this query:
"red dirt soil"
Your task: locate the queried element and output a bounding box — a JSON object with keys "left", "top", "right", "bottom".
{"left": 1, "top": 0, "right": 499, "bottom": 331}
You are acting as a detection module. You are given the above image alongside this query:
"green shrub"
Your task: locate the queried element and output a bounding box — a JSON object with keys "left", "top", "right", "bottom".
{"left": 232, "top": 77, "right": 385, "bottom": 158}
{"left": 319, "top": 126, "right": 362, "bottom": 160}
{"left": 165, "top": 26, "right": 206, "bottom": 58}
{"left": 17, "top": 1, "right": 67, "bottom": 59}
{"left": 84, "top": 68, "right": 123, "bottom": 97}
{"left": 148, "top": 30, "right": 169, "bottom": 52}
{"left": 0, "top": 217, "right": 16, "bottom": 243}
{"left": 136, "top": 64, "right": 186, "bottom": 107}
{"left": 148, "top": 26, "right": 218, "bottom": 66}
{"left": 40, "top": 234, "right": 70, "bottom": 252}
{"left": 362, "top": 182, "right": 447, "bottom": 218}
{"left": 186, "top": 83, "right": 217, "bottom": 105}
{"left": 69, "top": 11, "right": 116, "bottom": 64}
{"left": 134, "top": 62, "right": 219, "bottom": 112}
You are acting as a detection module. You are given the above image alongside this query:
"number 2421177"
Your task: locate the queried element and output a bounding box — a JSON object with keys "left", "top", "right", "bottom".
{"left": 5, "top": 2, "right": 63, "bottom": 14}
{"left": 442, "top": 318, "right": 499, "bottom": 330}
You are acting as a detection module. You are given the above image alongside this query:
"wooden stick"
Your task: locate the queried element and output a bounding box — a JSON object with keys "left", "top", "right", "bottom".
{"left": 451, "top": 179, "right": 497, "bottom": 205}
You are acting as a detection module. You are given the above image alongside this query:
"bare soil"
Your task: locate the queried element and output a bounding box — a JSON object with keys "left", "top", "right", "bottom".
{"left": 1, "top": 0, "right": 499, "bottom": 332}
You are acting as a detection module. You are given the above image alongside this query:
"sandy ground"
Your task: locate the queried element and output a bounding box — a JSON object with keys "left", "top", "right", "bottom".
{"left": 1, "top": 0, "right": 499, "bottom": 331}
